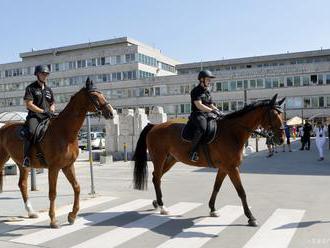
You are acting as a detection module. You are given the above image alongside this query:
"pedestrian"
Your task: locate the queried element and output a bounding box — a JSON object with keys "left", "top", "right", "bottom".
{"left": 300, "top": 120, "right": 312, "bottom": 150}
{"left": 266, "top": 129, "right": 275, "bottom": 157}
{"left": 314, "top": 121, "right": 327, "bottom": 161}
{"left": 282, "top": 122, "right": 292, "bottom": 152}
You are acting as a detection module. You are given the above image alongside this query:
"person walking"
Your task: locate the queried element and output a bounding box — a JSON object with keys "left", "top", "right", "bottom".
{"left": 314, "top": 121, "right": 327, "bottom": 161}
{"left": 282, "top": 122, "right": 292, "bottom": 152}
{"left": 300, "top": 120, "right": 312, "bottom": 150}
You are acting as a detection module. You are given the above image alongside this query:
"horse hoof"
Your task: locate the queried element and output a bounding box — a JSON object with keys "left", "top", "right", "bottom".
{"left": 152, "top": 200, "right": 159, "bottom": 209}
{"left": 50, "top": 222, "right": 60, "bottom": 229}
{"left": 210, "top": 211, "right": 219, "bottom": 217}
{"left": 160, "top": 208, "right": 169, "bottom": 215}
{"left": 68, "top": 213, "right": 75, "bottom": 225}
{"left": 28, "top": 212, "right": 39, "bottom": 219}
{"left": 248, "top": 219, "right": 258, "bottom": 227}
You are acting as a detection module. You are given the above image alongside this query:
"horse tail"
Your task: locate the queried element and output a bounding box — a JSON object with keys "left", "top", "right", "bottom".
{"left": 133, "top": 123, "right": 155, "bottom": 190}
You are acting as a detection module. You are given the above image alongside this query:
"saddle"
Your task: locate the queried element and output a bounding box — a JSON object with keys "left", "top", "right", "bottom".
{"left": 19, "top": 118, "right": 51, "bottom": 165}
{"left": 181, "top": 113, "right": 218, "bottom": 144}
{"left": 181, "top": 113, "right": 219, "bottom": 167}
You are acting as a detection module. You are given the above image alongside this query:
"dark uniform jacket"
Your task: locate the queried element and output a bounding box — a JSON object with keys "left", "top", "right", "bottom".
{"left": 24, "top": 81, "right": 54, "bottom": 120}
{"left": 190, "top": 84, "right": 213, "bottom": 113}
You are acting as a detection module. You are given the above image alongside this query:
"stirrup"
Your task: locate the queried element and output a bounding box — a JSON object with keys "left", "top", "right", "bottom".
{"left": 189, "top": 152, "right": 199, "bottom": 162}
{"left": 23, "top": 157, "right": 30, "bottom": 168}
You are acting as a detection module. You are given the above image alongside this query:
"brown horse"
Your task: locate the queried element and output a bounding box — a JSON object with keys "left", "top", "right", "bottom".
{"left": 133, "top": 94, "right": 285, "bottom": 226}
{"left": 0, "top": 78, "right": 113, "bottom": 228}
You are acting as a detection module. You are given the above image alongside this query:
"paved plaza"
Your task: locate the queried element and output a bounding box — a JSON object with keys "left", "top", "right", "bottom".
{"left": 0, "top": 138, "right": 329, "bottom": 248}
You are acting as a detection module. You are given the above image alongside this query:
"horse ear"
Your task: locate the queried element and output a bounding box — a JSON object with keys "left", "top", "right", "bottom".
{"left": 270, "top": 94, "right": 278, "bottom": 106}
{"left": 86, "top": 77, "right": 95, "bottom": 91}
{"left": 86, "top": 77, "right": 91, "bottom": 88}
{"left": 277, "top": 97, "right": 286, "bottom": 106}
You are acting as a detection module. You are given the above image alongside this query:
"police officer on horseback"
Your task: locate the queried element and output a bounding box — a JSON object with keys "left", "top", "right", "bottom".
{"left": 189, "top": 70, "right": 223, "bottom": 162}
{"left": 22, "top": 65, "right": 55, "bottom": 167}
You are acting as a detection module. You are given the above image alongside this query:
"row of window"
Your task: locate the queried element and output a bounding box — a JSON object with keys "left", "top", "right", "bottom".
{"left": 215, "top": 73, "right": 330, "bottom": 92}
{"left": 0, "top": 53, "right": 175, "bottom": 79}
{"left": 0, "top": 70, "right": 154, "bottom": 92}
{"left": 178, "top": 56, "right": 330, "bottom": 74}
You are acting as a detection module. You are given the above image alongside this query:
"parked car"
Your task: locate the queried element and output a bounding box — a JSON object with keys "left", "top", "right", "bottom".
{"left": 78, "top": 132, "right": 105, "bottom": 150}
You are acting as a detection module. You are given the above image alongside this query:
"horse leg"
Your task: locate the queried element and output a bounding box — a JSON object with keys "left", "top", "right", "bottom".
{"left": 208, "top": 169, "right": 227, "bottom": 217}
{"left": 48, "top": 168, "right": 60, "bottom": 228}
{"left": 152, "top": 155, "right": 176, "bottom": 210}
{"left": 151, "top": 154, "right": 169, "bottom": 215}
{"left": 18, "top": 166, "right": 39, "bottom": 218}
{"left": 0, "top": 147, "right": 9, "bottom": 193}
{"left": 62, "top": 164, "right": 80, "bottom": 225}
{"left": 228, "top": 167, "right": 258, "bottom": 226}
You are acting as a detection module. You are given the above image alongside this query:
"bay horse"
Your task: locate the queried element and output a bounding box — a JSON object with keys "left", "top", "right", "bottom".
{"left": 133, "top": 94, "right": 285, "bottom": 226}
{"left": 0, "top": 78, "right": 113, "bottom": 228}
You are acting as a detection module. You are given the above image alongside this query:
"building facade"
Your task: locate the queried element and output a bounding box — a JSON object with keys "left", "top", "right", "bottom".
{"left": 0, "top": 37, "right": 329, "bottom": 130}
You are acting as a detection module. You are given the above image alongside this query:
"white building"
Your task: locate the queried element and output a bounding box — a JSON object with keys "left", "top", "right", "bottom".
{"left": 0, "top": 37, "right": 329, "bottom": 130}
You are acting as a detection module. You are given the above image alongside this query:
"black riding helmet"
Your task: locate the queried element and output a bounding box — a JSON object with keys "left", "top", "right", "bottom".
{"left": 34, "top": 65, "right": 50, "bottom": 76}
{"left": 198, "top": 70, "right": 216, "bottom": 80}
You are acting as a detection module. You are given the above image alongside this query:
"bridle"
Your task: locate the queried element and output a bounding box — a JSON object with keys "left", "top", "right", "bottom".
{"left": 231, "top": 104, "right": 284, "bottom": 138}
{"left": 87, "top": 90, "right": 113, "bottom": 118}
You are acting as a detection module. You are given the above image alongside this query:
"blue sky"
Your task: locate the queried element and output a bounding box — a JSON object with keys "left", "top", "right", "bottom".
{"left": 1, "top": 0, "right": 330, "bottom": 64}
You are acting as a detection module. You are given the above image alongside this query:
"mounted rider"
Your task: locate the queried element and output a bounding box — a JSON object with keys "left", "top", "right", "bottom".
{"left": 22, "top": 65, "right": 55, "bottom": 167}
{"left": 189, "top": 70, "right": 224, "bottom": 162}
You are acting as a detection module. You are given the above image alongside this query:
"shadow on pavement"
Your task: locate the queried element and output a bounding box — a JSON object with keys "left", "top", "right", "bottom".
{"left": 195, "top": 139, "right": 330, "bottom": 176}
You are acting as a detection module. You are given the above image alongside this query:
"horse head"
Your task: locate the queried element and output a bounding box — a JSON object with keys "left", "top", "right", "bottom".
{"left": 84, "top": 77, "right": 114, "bottom": 120}
{"left": 262, "top": 94, "right": 286, "bottom": 145}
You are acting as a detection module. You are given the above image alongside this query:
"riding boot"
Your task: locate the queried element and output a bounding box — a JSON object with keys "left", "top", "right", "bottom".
{"left": 23, "top": 139, "right": 31, "bottom": 168}
{"left": 189, "top": 130, "right": 203, "bottom": 162}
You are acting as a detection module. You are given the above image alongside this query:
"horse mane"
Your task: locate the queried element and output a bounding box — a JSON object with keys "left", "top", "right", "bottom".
{"left": 223, "top": 99, "right": 271, "bottom": 120}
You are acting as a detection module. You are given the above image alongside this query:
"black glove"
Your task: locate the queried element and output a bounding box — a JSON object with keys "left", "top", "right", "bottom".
{"left": 211, "top": 109, "right": 224, "bottom": 119}
{"left": 43, "top": 110, "right": 54, "bottom": 118}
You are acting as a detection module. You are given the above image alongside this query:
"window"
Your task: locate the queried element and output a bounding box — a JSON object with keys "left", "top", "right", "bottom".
{"left": 318, "top": 74, "right": 323, "bottom": 84}
{"left": 230, "top": 101, "right": 237, "bottom": 111}
{"left": 304, "top": 97, "right": 311, "bottom": 108}
{"left": 223, "top": 102, "right": 229, "bottom": 111}
{"left": 279, "top": 78, "right": 285, "bottom": 87}
{"left": 311, "top": 96, "right": 318, "bottom": 107}
{"left": 293, "top": 76, "right": 301, "bottom": 86}
{"left": 303, "top": 76, "right": 309, "bottom": 86}
{"left": 250, "top": 80, "right": 256, "bottom": 88}
{"left": 237, "top": 81, "right": 243, "bottom": 90}
{"left": 286, "top": 77, "right": 293, "bottom": 87}
{"left": 222, "top": 81, "right": 229, "bottom": 91}
{"left": 265, "top": 78, "right": 272, "bottom": 88}
{"left": 77, "top": 60, "right": 86, "bottom": 68}
{"left": 326, "top": 74, "right": 330, "bottom": 84}
{"left": 87, "top": 58, "right": 97, "bottom": 67}
{"left": 244, "top": 80, "right": 248, "bottom": 89}
{"left": 327, "top": 96, "right": 330, "bottom": 107}
{"left": 273, "top": 79, "right": 279, "bottom": 88}
{"left": 257, "top": 79, "right": 264, "bottom": 88}
{"left": 216, "top": 82, "right": 222, "bottom": 91}
{"left": 311, "top": 75, "right": 317, "bottom": 84}
{"left": 319, "top": 96, "right": 324, "bottom": 107}
{"left": 97, "top": 57, "right": 106, "bottom": 66}
{"left": 230, "top": 81, "right": 236, "bottom": 91}
{"left": 116, "top": 55, "right": 121, "bottom": 64}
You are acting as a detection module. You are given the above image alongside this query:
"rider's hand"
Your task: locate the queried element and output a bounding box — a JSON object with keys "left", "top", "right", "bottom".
{"left": 211, "top": 109, "right": 224, "bottom": 118}
{"left": 43, "top": 110, "right": 54, "bottom": 118}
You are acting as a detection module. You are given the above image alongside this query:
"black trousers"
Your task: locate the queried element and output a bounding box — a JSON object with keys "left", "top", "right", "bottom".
{"left": 301, "top": 135, "right": 311, "bottom": 149}
{"left": 190, "top": 112, "right": 208, "bottom": 154}
{"left": 23, "top": 117, "right": 40, "bottom": 158}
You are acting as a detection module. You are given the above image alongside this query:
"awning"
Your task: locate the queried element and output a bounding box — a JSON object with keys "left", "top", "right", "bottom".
{"left": 286, "top": 116, "right": 303, "bottom": 126}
